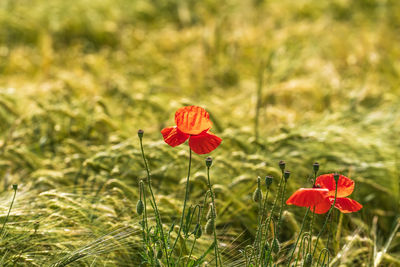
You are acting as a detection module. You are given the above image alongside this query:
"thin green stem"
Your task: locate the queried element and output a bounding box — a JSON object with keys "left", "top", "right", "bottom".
{"left": 170, "top": 147, "right": 192, "bottom": 259}
{"left": 261, "top": 171, "right": 284, "bottom": 254}
{"left": 276, "top": 178, "right": 288, "bottom": 236}
{"left": 286, "top": 208, "right": 310, "bottom": 266}
{"left": 311, "top": 178, "right": 338, "bottom": 259}
{"left": 255, "top": 189, "right": 270, "bottom": 265}
{"left": 0, "top": 186, "right": 17, "bottom": 237}
{"left": 139, "top": 137, "right": 170, "bottom": 266}
{"left": 207, "top": 165, "right": 222, "bottom": 267}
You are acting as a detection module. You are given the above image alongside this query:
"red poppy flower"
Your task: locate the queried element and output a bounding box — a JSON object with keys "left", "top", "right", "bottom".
{"left": 286, "top": 174, "right": 362, "bottom": 214}
{"left": 161, "top": 106, "right": 222, "bottom": 154}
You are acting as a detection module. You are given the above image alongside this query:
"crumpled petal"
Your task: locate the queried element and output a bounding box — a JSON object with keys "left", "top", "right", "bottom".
{"left": 315, "top": 174, "right": 355, "bottom": 198}
{"left": 161, "top": 127, "right": 189, "bottom": 147}
{"left": 286, "top": 188, "right": 329, "bottom": 209}
{"left": 175, "top": 106, "right": 212, "bottom": 135}
{"left": 312, "top": 197, "right": 332, "bottom": 214}
{"left": 188, "top": 131, "right": 221, "bottom": 154}
{"left": 332, "top": 197, "right": 363, "bottom": 213}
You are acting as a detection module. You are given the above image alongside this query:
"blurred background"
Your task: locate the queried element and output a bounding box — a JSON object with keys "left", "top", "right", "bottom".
{"left": 0, "top": 0, "right": 399, "bottom": 265}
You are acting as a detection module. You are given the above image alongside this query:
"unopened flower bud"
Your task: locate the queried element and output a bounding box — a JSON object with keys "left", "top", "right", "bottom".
{"left": 12, "top": 184, "right": 18, "bottom": 190}
{"left": 284, "top": 171, "right": 290, "bottom": 181}
{"left": 156, "top": 248, "right": 163, "bottom": 259}
{"left": 137, "top": 129, "right": 144, "bottom": 139}
{"left": 272, "top": 238, "right": 280, "bottom": 254}
{"left": 313, "top": 162, "right": 319, "bottom": 173}
{"left": 304, "top": 253, "right": 312, "bottom": 267}
{"left": 279, "top": 160, "right": 286, "bottom": 171}
{"left": 136, "top": 199, "right": 144, "bottom": 215}
{"left": 205, "top": 219, "right": 214, "bottom": 235}
{"left": 194, "top": 223, "right": 202, "bottom": 238}
{"left": 205, "top": 156, "right": 213, "bottom": 168}
{"left": 265, "top": 176, "right": 273, "bottom": 189}
{"left": 253, "top": 188, "right": 262, "bottom": 202}
{"left": 263, "top": 242, "right": 270, "bottom": 251}
{"left": 206, "top": 204, "right": 216, "bottom": 220}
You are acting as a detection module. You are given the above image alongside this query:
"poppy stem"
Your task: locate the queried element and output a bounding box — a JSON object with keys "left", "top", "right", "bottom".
{"left": 206, "top": 161, "right": 222, "bottom": 267}
{"left": 0, "top": 184, "right": 17, "bottom": 238}
{"left": 253, "top": 188, "right": 270, "bottom": 265}
{"left": 286, "top": 208, "right": 310, "bottom": 266}
{"left": 261, "top": 170, "right": 285, "bottom": 256}
{"left": 139, "top": 136, "right": 170, "bottom": 266}
{"left": 311, "top": 177, "right": 339, "bottom": 260}
{"left": 169, "top": 147, "right": 192, "bottom": 259}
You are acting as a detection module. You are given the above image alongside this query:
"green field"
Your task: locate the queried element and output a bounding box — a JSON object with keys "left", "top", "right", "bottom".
{"left": 0, "top": 0, "right": 399, "bottom": 266}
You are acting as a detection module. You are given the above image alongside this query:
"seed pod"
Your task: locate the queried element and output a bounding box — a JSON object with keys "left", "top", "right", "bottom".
{"left": 156, "top": 248, "right": 163, "bottom": 259}
{"left": 334, "top": 173, "right": 340, "bottom": 183}
{"left": 194, "top": 223, "right": 202, "bottom": 239}
{"left": 304, "top": 253, "right": 312, "bottom": 267}
{"left": 272, "top": 238, "right": 280, "bottom": 254}
{"left": 313, "top": 162, "right": 319, "bottom": 173}
{"left": 205, "top": 156, "right": 213, "bottom": 168}
{"left": 253, "top": 188, "right": 262, "bottom": 202}
{"left": 205, "top": 219, "right": 214, "bottom": 235}
{"left": 137, "top": 129, "right": 144, "bottom": 139}
{"left": 136, "top": 199, "right": 144, "bottom": 215}
{"left": 279, "top": 160, "right": 286, "bottom": 171}
{"left": 265, "top": 176, "right": 273, "bottom": 189}
{"left": 284, "top": 170, "right": 290, "bottom": 181}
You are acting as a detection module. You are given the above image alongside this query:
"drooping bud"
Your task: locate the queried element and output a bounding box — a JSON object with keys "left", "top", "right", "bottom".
{"left": 194, "top": 223, "right": 202, "bottom": 239}
{"left": 205, "top": 156, "right": 213, "bottom": 168}
{"left": 137, "top": 129, "right": 144, "bottom": 139}
{"left": 284, "top": 170, "right": 290, "bottom": 181}
{"left": 252, "top": 177, "right": 262, "bottom": 202}
{"left": 313, "top": 162, "right": 319, "bottom": 173}
{"left": 156, "top": 248, "right": 163, "bottom": 259}
{"left": 205, "top": 219, "right": 214, "bottom": 235}
{"left": 12, "top": 184, "right": 18, "bottom": 191}
{"left": 136, "top": 199, "right": 144, "bottom": 215}
{"left": 206, "top": 203, "right": 216, "bottom": 220}
{"left": 333, "top": 173, "right": 340, "bottom": 183}
{"left": 304, "top": 253, "right": 312, "bottom": 267}
{"left": 272, "top": 238, "right": 280, "bottom": 254}
{"left": 279, "top": 160, "right": 286, "bottom": 171}
{"left": 265, "top": 176, "right": 273, "bottom": 189}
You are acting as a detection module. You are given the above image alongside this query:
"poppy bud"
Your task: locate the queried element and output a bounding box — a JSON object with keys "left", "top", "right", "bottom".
{"left": 156, "top": 248, "right": 163, "bottom": 259}
{"left": 205, "top": 219, "right": 214, "bottom": 235}
{"left": 205, "top": 156, "right": 213, "bottom": 168}
{"left": 194, "top": 223, "right": 202, "bottom": 238}
{"left": 265, "top": 176, "right": 273, "bottom": 189}
{"left": 279, "top": 160, "right": 286, "bottom": 171}
{"left": 272, "top": 238, "right": 280, "bottom": 254}
{"left": 137, "top": 129, "right": 144, "bottom": 139}
{"left": 253, "top": 178, "right": 263, "bottom": 203}
{"left": 304, "top": 253, "right": 312, "bottom": 267}
{"left": 263, "top": 242, "right": 270, "bottom": 252}
{"left": 12, "top": 184, "right": 18, "bottom": 191}
{"left": 253, "top": 188, "right": 262, "bottom": 202}
{"left": 206, "top": 204, "right": 216, "bottom": 219}
{"left": 284, "top": 171, "right": 290, "bottom": 181}
{"left": 313, "top": 162, "right": 319, "bottom": 173}
{"left": 136, "top": 199, "right": 144, "bottom": 215}
{"left": 333, "top": 173, "right": 340, "bottom": 183}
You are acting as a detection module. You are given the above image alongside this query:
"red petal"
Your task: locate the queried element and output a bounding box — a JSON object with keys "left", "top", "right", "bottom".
{"left": 161, "top": 127, "right": 189, "bottom": 147}
{"left": 315, "top": 174, "right": 355, "bottom": 198}
{"left": 312, "top": 198, "right": 332, "bottom": 214}
{"left": 332, "top": 197, "right": 363, "bottom": 213}
{"left": 188, "top": 131, "right": 221, "bottom": 154}
{"left": 175, "top": 106, "right": 212, "bottom": 135}
{"left": 286, "top": 188, "right": 329, "bottom": 210}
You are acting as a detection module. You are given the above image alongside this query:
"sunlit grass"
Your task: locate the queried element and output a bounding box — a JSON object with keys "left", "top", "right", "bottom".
{"left": 0, "top": 0, "right": 399, "bottom": 265}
